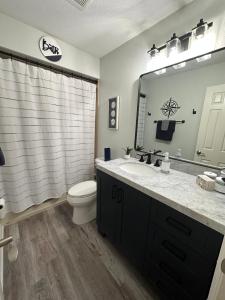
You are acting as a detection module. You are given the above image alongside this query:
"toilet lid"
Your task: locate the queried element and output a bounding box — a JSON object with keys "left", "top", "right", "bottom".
{"left": 68, "top": 180, "right": 96, "bottom": 197}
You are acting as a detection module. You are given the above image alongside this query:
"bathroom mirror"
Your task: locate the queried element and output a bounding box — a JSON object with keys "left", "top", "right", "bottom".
{"left": 135, "top": 47, "right": 225, "bottom": 169}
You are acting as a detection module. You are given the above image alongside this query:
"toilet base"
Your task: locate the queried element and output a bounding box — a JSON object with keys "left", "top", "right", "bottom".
{"left": 72, "top": 201, "right": 96, "bottom": 225}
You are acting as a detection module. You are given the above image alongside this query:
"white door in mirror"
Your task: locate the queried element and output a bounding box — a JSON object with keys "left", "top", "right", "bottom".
{"left": 195, "top": 84, "right": 225, "bottom": 167}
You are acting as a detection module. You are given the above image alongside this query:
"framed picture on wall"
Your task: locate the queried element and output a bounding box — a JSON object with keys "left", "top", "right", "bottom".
{"left": 108, "top": 96, "right": 119, "bottom": 130}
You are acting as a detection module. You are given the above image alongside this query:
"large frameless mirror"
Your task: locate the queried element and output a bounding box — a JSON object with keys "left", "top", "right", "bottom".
{"left": 135, "top": 48, "right": 225, "bottom": 169}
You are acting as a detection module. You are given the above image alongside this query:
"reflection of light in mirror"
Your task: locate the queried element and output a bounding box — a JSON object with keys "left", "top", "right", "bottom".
{"left": 173, "top": 62, "right": 186, "bottom": 69}
{"left": 154, "top": 68, "right": 166, "bottom": 75}
{"left": 196, "top": 54, "right": 212, "bottom": 62}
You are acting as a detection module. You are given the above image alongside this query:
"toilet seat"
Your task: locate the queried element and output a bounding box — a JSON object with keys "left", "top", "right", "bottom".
{"left": 67, "top": 180, "right": 97, "bottom": 225}
{"left": 68, "top": 180, "right": 96, "bottom": 204}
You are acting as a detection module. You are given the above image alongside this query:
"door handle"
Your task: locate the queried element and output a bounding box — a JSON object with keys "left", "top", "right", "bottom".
{"left": 196, "top": 150, "right": 206, "bottom": 157}
{"left": 221, "top": 259, "right": 225, "bottom": 274}
{"left": 0, "top": 236, "right": 13, "bottom": 248}
{"left": 116, "top": 188, "right": 123, "bottom": 204}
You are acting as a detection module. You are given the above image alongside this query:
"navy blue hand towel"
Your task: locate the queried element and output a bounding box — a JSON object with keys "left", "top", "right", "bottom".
{"left": 156, "top": 120, "right": 176, "bottom": 141}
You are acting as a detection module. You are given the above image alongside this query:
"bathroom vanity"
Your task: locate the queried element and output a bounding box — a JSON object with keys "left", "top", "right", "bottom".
{"left": 96, "top": 159, "right": 225, "bottom": 300}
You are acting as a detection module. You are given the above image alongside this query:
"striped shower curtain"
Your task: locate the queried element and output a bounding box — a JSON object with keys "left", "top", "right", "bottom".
{"left": 0, "top": 57, "right": 96, "bottom": 213}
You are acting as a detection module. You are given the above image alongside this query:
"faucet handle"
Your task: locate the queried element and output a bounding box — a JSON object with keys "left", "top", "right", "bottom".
{"left": 154, "top": 159, "right": 162, "bottom": 167}
{"left": 136, "top": 153, "right": 145, "bottom": 162}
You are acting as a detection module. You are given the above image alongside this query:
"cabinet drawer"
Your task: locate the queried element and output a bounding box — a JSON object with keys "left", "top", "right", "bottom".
{"left": 151, "top": 200, "right": 223, "bottom": 259}
{"left": 148, "top": 260, "right": 193, "bottom": 300}
{"left": 147, "top": 227, "right": 213, "bottom": 299}
{"left": 147, "top": 225, "right": 217, "bottom": 276}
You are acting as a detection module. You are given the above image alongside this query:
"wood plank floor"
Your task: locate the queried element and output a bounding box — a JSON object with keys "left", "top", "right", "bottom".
{"left": 4, "top": 203, "right": 159, "bottom": 300}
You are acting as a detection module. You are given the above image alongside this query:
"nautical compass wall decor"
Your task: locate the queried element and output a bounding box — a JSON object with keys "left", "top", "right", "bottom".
{"left": 160, "top": 97, "right": 180, "bottom": 118}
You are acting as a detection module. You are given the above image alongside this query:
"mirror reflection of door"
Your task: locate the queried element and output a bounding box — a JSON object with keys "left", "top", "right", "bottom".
{"left": 195, "top": 84, "right": 225, "bottom": 167}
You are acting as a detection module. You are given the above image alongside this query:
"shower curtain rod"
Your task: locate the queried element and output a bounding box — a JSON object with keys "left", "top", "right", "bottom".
{"left": 0, "top": 49, "right": 98, "bottom": 84}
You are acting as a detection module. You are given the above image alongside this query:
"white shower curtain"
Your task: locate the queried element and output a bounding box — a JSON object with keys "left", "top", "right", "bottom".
{"left": 0, "top": 57, "right": 96, "bottom": 213}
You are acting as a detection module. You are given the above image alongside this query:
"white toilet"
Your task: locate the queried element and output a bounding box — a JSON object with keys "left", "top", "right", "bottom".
{"left": 67, "top": 180, "right": 97, "bottom": 225}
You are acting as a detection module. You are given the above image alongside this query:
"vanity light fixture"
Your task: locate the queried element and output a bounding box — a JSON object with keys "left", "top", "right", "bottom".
{"left": 147, "top": 19, "right": 213, "bottom": 60}
{"left": 192, "top": 19, "right": 213, "bottom": 40}
{"left": 166, "top": 33, "right": 181, "bottom": 57}
{"left": 154, "top": 68, "right": 166, "bottom": 75}
{"left": 173, "top": 62, "right": 186, "bottom": 69}
{"left": 147, "top": 44, "right": 159, "bottom": 59}
{"left": 196, "top": 54, "right": 212, "bottom": 62}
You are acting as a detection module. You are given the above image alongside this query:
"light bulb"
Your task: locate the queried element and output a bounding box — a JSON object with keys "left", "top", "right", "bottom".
{"left": 148, "top": 44, "right": 159, "bottom": 60}
{"left": 192, "top": 19, "right": 208, "bottom": 40}
{"left": 166, "top": 33, "right": 181, "bottom": 58}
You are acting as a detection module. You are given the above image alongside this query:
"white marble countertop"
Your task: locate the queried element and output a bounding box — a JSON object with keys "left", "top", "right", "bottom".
{"left": 96, "top": 158, "right": 225, "bottom": 235}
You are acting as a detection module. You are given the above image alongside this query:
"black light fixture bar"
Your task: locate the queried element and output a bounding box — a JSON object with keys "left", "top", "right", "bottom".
{"left": 147, "top": 31, "right": 192, "bottom": 54}
{"left": 192, "top": 19, "right": 213, "bottom": 31}
{"left": 147, "top": 19, "right": 213, "bottom": 55}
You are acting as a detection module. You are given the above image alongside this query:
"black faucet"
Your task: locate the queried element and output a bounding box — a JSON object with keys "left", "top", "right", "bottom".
{"left": 136, "top": 149, "right": 162, "bottom": 164}
{"left": 144, "top": 150, "right": 162, "bottom": 165}
{"left": 144, "top": 153, "right": 152, "bottom": 164}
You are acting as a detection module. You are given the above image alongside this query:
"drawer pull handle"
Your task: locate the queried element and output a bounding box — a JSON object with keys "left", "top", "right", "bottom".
{"left": 162, "top": 240, "right": 186, "bottom": 262}
{"left": 159, "top": 261, "right": 181, "bottom": 284}
{"left": 116, "top": 188, "right": 123, "bottom": 204}
{"left": 166, "top": 217, "right": 192, "bottom": 236}
{"left": 112, "top": 185, "right": 117, "bottom": 199}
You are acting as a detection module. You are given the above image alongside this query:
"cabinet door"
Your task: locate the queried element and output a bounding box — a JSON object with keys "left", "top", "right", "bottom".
{"left": 120, "top": 184, "right": 151, "bottom": 269}
{"left": 96, "top": 170, "right": 123, "bottom": 243}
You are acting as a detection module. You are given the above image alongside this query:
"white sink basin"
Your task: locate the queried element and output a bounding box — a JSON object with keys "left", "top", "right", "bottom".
{"left": 120, "top": 162, "right": 156, "bottom": 176}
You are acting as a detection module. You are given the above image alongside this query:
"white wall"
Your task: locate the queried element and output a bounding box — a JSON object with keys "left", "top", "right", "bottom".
{"left": 98, "top": 0, "right": 225, "bottom": 158}
{"left": 0, "top": 12, "right": 100, "bottom": 79}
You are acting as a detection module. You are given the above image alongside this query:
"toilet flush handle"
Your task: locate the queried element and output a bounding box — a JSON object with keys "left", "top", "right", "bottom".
{"left": 222, "top": 259, "right": 225, "bottom": 274}
{"left": 0, "top": 236, "right": 13, "bottom": 248}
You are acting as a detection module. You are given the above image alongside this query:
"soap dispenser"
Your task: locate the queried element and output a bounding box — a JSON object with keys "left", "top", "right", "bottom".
{"left": 161, "top": 152, "right": 170, "bottom": 174}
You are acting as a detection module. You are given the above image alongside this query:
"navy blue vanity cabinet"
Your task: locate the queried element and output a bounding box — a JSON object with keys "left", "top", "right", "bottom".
{"left": 97, "top": 170, "right": 151, "bottom": 269}
{"left": 96, "top": 170, "right": 223, "bottom": 300}
{"left": 96, "top": 170, "right": 123, "bottom": 244}
{"left": 146, "top": 200, "right": 223, "bottom": 300}
{"left": 119, "top": 184, "right": 151, "bottom": 269}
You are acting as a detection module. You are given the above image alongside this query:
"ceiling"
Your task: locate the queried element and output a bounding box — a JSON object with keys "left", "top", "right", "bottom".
{"left": 0, "top": 0, "right": 194, "bottom": 57}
